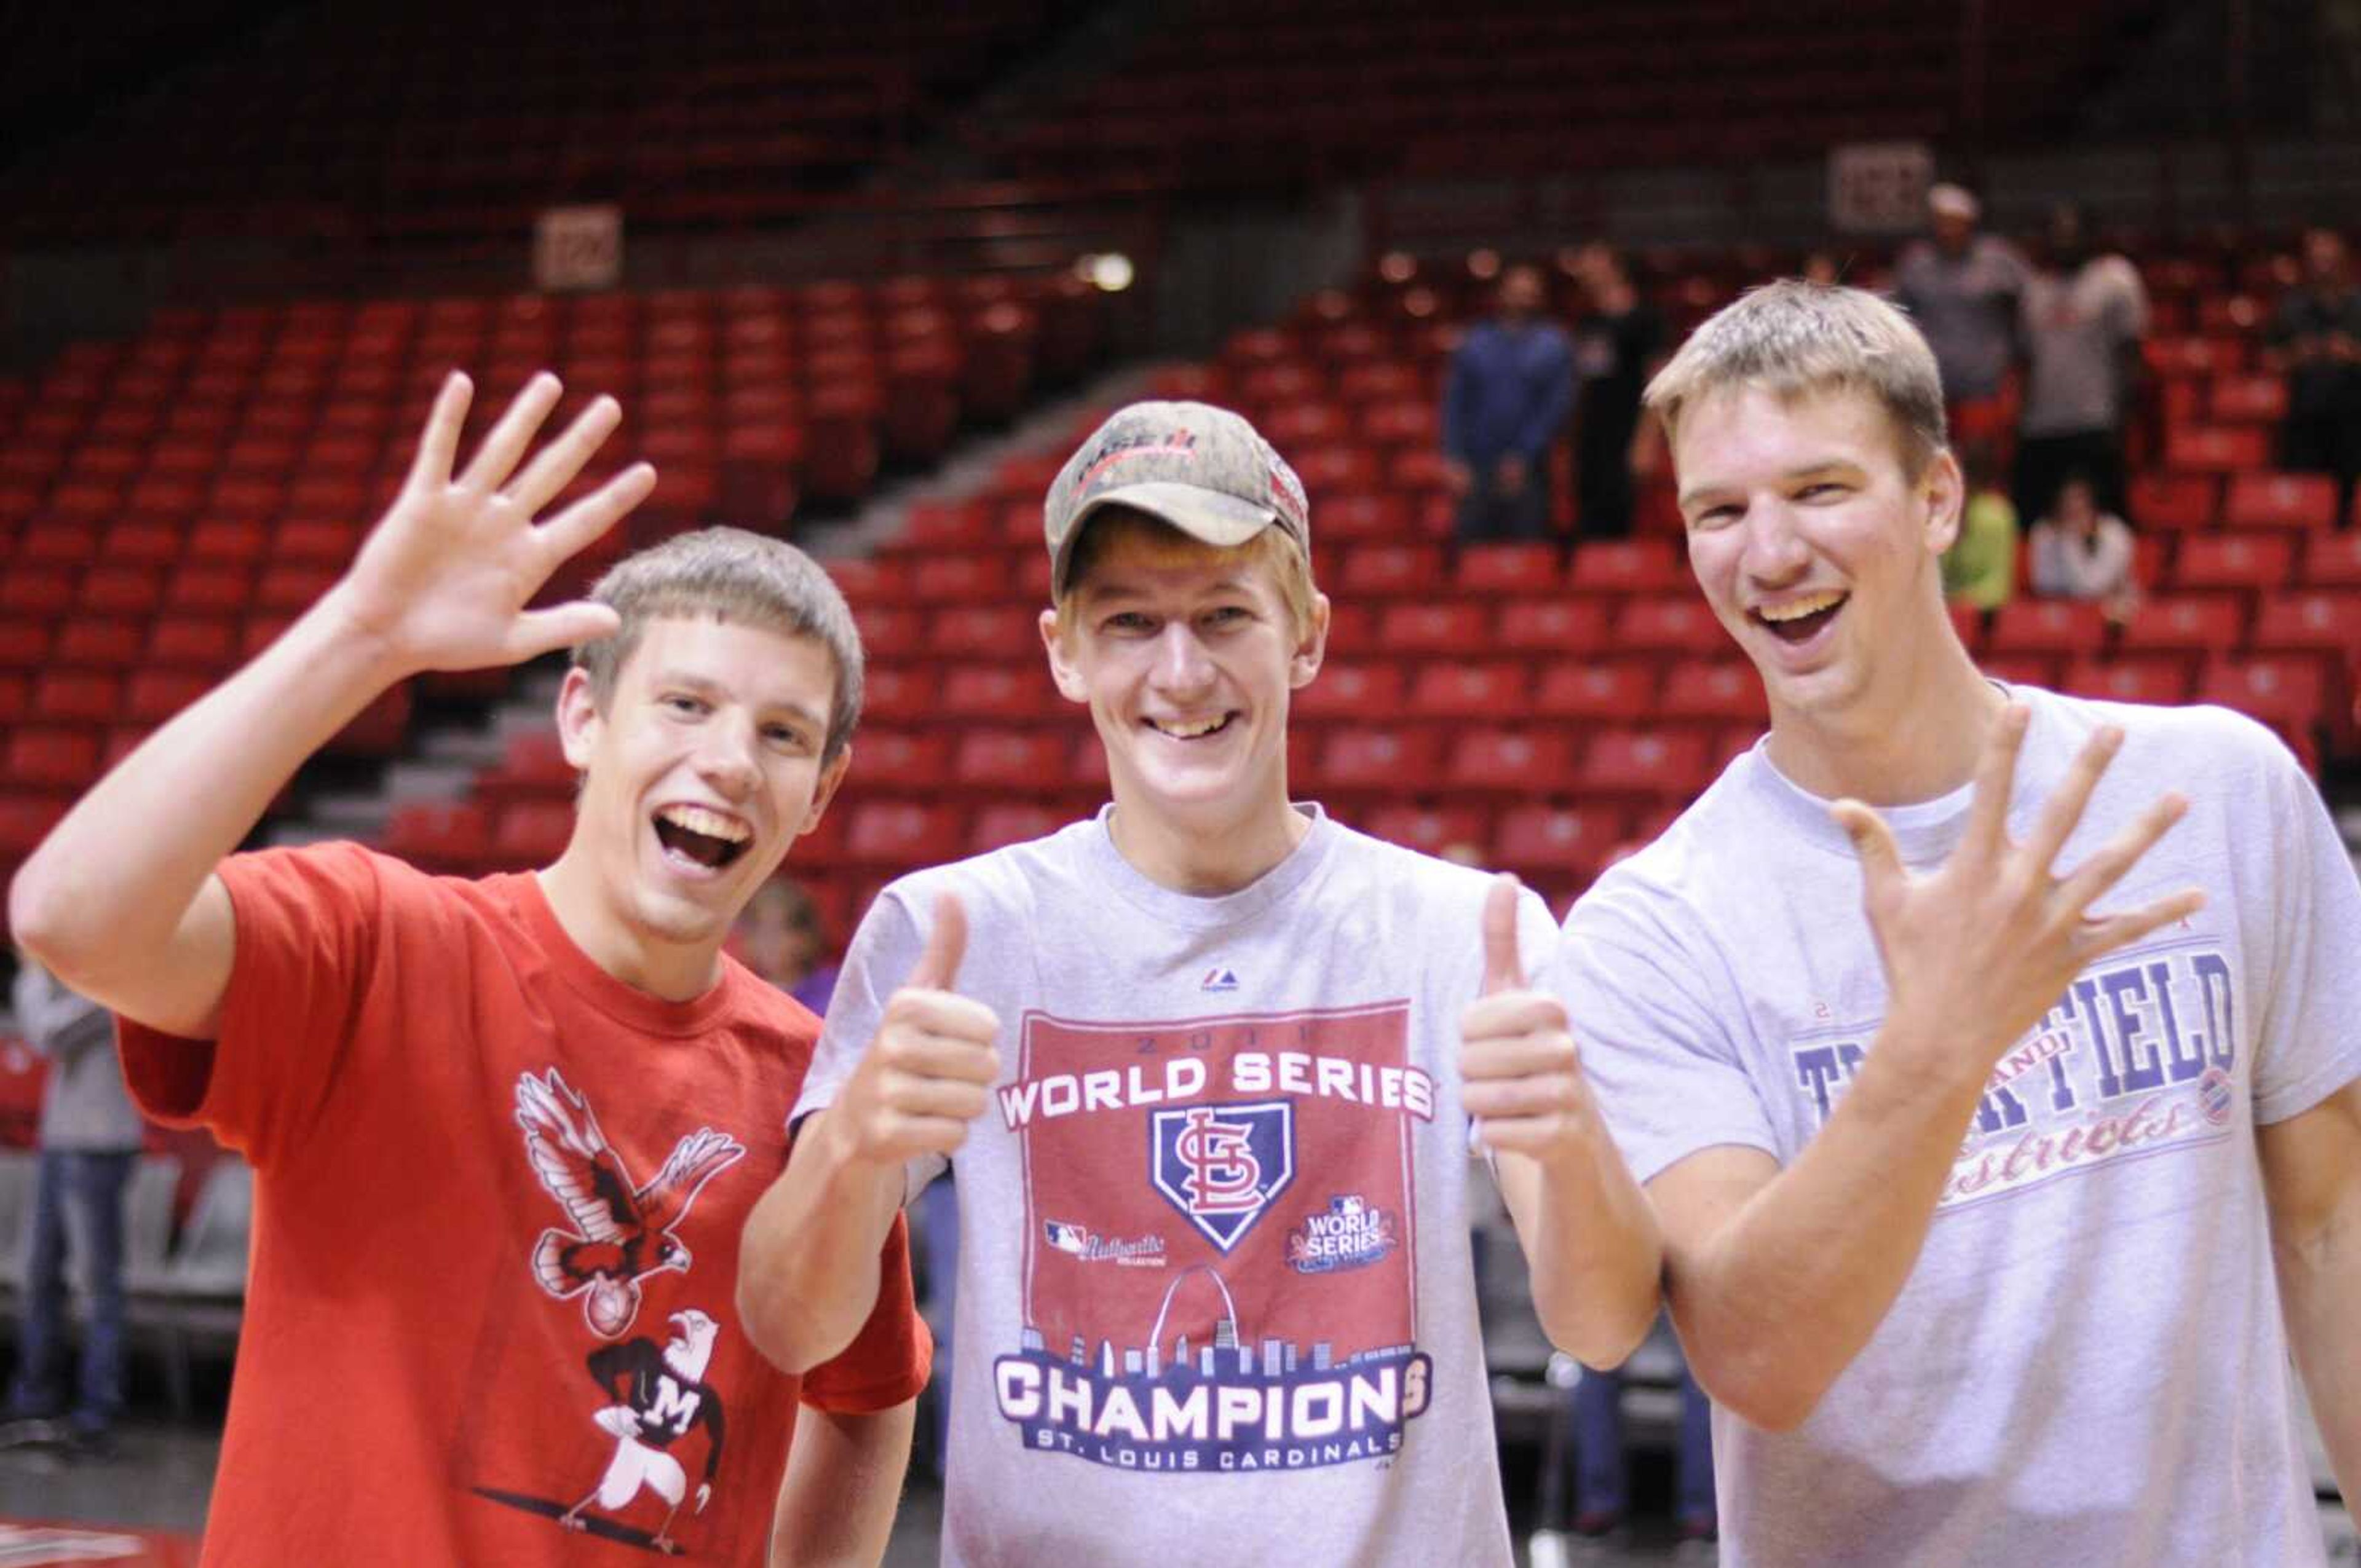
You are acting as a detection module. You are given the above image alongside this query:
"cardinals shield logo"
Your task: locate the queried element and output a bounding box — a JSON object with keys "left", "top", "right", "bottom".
{"left": 515, "top": 1070, "right": 745, "bottom": 1339}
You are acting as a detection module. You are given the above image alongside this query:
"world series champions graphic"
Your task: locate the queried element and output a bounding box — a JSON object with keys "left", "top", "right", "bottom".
{"left": 994, "top": 1002, "right": 1435, "bottom": 1475}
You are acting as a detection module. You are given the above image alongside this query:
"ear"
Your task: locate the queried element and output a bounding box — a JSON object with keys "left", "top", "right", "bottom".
{"left": 796, "top": 746, "right": 853, "bottom": 838}
{"left": 555, "top": 667, "right": 601, "bottom": 771}
{"left": 1921, "top": 448, "right": 1966, "bottom": 556}
{"left": 1288, "top": 592, "right": 1332, "bottom": 690}
{"left": 1040, "top": 607, "right": 1088, "bottom": 704}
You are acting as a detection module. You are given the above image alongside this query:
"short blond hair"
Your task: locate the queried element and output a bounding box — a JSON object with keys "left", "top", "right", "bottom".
{"left": 1051, "top": 507, "right": 1319, "bottom": 641}
{"left": 572, "top": 527, "right": 864, "bottom": 766}
{"left": 1645, "top": 280, "right": 1950, "bottom": 478}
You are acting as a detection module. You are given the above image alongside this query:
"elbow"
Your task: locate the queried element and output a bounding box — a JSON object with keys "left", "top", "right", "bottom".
{"left": 1542, "top": 1282, "right": 1659, "bottom": 1374}
{"left": 734, "top": 1256, "right": 837, "bottom": 1377}
{"left": 8, "top": 857, "right": 80, "bottom": 977}
{"left": 1685, "top": 1345, "right": 1827, "bottom": 1433}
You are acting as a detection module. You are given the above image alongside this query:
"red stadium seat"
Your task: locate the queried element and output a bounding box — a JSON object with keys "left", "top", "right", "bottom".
{"left": 2128, "top": 474, "right": 2220, "bottom": 532}
{"left": 51, "top": 620, "right": 143, "bottom": 671}
{"left": 953, "top": 730, "right": 1072, "bottom": 789}
{"left": 2251, "top": 591, "right": 2361, "bottom": 659}
{"left": 848, "top": 729, "right": 954, "bottom": 791}
{"left": 2060, "top": 656, "right": 2197, "bottom": 706}
{"left": 381, "top": 801, "right": 494, "bottom": 872}
{"left": 938, "top": 664, "right": 1058, "bottom": 722}
{"left": 927, "top": 605, "right": 1037, "bottom": 662}
{"left": 1455, "top": 543, "right": 1562, "bottom": 596}
{"left": 910, "top": 553, "right": 1009, "bottom": 602}
{"left": 861, "top": 664, "right": 938, "bottom": 725}
{"left": 1576, "top": 728, "right": 1715, "bottom": 800}
{"left": 4, "top": 728, "right": 102, "bottom": 788}
{"left": 1317, "top": 727, "right": 1444, "bottom": 792}
{"left": 2116, "top": 594, "right": 2247, "bottom": 656}
{"left": 1492, "top": 803, "right": 1627, "bottom": 881}
{"left": 1378, "top": 602, "right": 1490, "bottom": 656}
{"left": 1534, "top": 661, "right": 1658, "bottom": 721}
{"left": 1446, "top": 727, "right": 1577, "bottom": 793}
{"left": 2172, "top": 532, "right": 2295, "bottom": 593}
{"left": 1295, "top": 661, "right": 1407, "bottom": 722}
{"left": 493, "top": 800, "right": 576, "bottom": 867}
{"left": 2300, "top": 530, "right": 2361, "bottom": 588}
{"left": 2196, "top": 655, "right": 2333, "bottom": 738}
{"left": 1361, "top": 803, "right": 1490, "bottom": 860}
{"left": 1497, "top": 598, "right": 1610, "bottom": 655}
{"left": 1612, "top": 596, "right": 1726, "bottom": 658}
{"left": 31, "top": 671, "right": 119, "bottom": 723}
{"left": 2162, "top": 426, "right": 2270, "bottom": 474}
{"left": 1568, "top": 539, "right": 1684, "bottom": 596}
{"left": 1341, "top": 543, "right": 1445, "bottom": 598}
{"left": 2223, "top": 473, "right": 2339, "bottom": 533}
{"left": 844, "top": 801, "right": 966, "bottom": 868}
{"left": 1988, "top": 600, "right": 2108, "bottom": 657}
{"left": 2208, "top": 374, "right": 2288, "bottom": 424}
{"left": 1409, "top": 662, "right": 1529, "bottom": 719}
{"left": 1659, "top": 660, "right": 1767, "bottom": 725}
{"left": 969, "top": 801, "right": 1067, "bottom": 855}
{"left": 1319, "top": 494, "right": 1413, "bottom": 542}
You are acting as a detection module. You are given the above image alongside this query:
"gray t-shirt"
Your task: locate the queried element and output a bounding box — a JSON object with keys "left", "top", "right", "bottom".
{"left": 1559, "top": 685, "right": 2360, "bottom": 1567}
{"left": 2019, "top": 256, "right": 2148, "bottom": 436}
{"left": 12, "top": 960, "right": 141, "bottom": 1152}
{"left": 798, "top": 806, "right": 1554, "bottom": 1568}
{"left": 1895, "top": 236, "right": 2031, "bottom": 401}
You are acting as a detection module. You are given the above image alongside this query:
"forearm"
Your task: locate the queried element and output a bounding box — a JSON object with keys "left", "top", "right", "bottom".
{"left": 1500, "top": 1108, "right": 1662, "bottom": 1368}
{"left": 1671, "top": 1020, "right": 1986, "bottom": 1430}
{"left": 10, "top": 586, "right": 404, "bottom": 996}
{"left": 769, "top": 1401, "right": 914, "bottom": 1568}
{"left": 738, "top": 1111, "right": 908, "bottom": 1373}
{"left": 2276, "top": 1188, "right": 2361, "bottom": 1501}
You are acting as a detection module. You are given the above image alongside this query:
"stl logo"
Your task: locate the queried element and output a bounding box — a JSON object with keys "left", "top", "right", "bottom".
{"left": 1149, "top": 1101, "right": 1295, "bottom": 1253}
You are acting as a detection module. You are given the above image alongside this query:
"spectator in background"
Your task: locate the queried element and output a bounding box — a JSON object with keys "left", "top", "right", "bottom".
{"left": 734, "top": 877, "right": 837, "bottom": 1014}
{"left": 2267, "top": 226, "right": 2361, "bottom": 529}
{"left": 1942, "top": 437, "right": 2018, "bottom": 619}
{"left": 1566, "top": 1340, "right": 1716, "bottom": 1548}
{"left": 2, "top": 955, "right": 143, "bottom": 1459}
{"left": 1895, "top": 183, "right": 2029, "bottom": 451}
{"left": 2015, "top": 203, "right": 2147, "bottom": 527}
{"left": 1444, "top": 263, "right": 1576, "bottom": 543}
{"left": 2029, "top": 471, "right": 2140, "bottom": 623}
{"left": 1568, "top": 245, "right": 1665, "bottom": 538}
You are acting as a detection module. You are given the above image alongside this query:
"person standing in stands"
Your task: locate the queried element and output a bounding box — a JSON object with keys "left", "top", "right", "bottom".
{"left": 1895, "top": 184, "right": 2029, "bottom": 452}
{"left": 740, "top": 399, "right": 1663, "bottom": 1568}
{"left": 735, "top": 877, "right": 840, "bottom": 1015}
{"left": 0, "top": 955, "right": 144, "bottom": 1460}
{"left": 1568, "top": 245, "right": 1667, "bottom": 540}
{"left": 1444, "top": 264, "right": 1578, "bottom": 543}
{"left": 2268, "top": 227, "right": 2361, "bottom": 529}
{"left": 9, "top": 372, "right": 928, "bottom": 1564}
{"left": 1561, "top": 280, "right": 2358, "bottom": 1564}
{"left": 2013, "top": 202, "right": 2147, "bottom": 528}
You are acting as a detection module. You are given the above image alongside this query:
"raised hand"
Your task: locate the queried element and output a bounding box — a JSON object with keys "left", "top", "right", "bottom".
{"left": 1460, "top": 874, "right": 1596, "bottom": 1167}
{"left": 1831, "top": 704, "right": 2205, "bottom": 1072}
{"left": 827, "top": 894, "right": 1001, "bottom": 1166}
{"left": 334, "top": 371, "right": 657, "bottom": 676}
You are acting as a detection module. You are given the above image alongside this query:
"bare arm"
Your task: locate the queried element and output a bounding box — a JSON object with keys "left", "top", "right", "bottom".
{"left": 7, "top": 373, "right": 651, "bottom": 1038}
{"left": 767, "top": 1400, "right": 916, "bottom": 1568}
{"left": 1465, "top": 875, "right": 1660, "bottom": 1367}
{"left": 2260, "top": 1078, "right": 2361, "bottom": 1501}
{"left": 1649, "top": 709, "right": 2202, "bottom": 1430}
{"left": 739, "top": 896, "right": 996, "bottom": 1373}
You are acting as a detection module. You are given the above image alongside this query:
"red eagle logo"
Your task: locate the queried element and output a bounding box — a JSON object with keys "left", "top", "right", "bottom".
{"left": 514, "top": 1070, "right": 745, "bottom": 1339}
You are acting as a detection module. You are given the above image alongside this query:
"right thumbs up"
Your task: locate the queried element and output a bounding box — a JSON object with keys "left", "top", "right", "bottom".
{"left": 1480, "top": 873, "right": 1525, "bottom": 996}
{"left": 831, "top": 891, "right": 1002, "bottom": 1167}
{"left": 906, "top": 892, "right": 968, "bottom": 993}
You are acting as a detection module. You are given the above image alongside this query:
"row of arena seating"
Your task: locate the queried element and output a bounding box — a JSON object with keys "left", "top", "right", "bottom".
{"left": 1, "top": 2, "right": 1065, "bottom": 242}
{"left": 0, "top": 272, "right": 1113, "bottom": 898}
{"left": 975, "top": 0, "right": 2142, "bottom": 185}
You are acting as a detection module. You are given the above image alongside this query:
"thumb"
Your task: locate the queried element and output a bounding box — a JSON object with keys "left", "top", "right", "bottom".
{"left": 1830, "top": 800, "right": 1904, "bottom": 900}
{"left": 907, "top": 892, "right": 968, "bottom": 992}
{"left": 1481, "top": 873, "right": 1524, "bottom": 995}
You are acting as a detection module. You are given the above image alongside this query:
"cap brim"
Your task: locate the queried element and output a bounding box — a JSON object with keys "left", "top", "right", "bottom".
{"left": 1053, "top": 481, "right": 1279, "bottom": 593}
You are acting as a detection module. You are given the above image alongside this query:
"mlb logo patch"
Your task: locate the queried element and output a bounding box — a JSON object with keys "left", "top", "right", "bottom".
{"left": 1201, "top": 967, "right": 1240, "bottom": 993}
{"left": 1149, "top": 1100, "right": 1294, "bottom": 1253}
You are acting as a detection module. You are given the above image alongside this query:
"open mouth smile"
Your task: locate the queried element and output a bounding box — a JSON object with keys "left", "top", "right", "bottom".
{"left": 1750, "top": 589, "right": 1848, "bottom": 645}
{"left": 652, "top": 803, "right": 752, "bottom": 872}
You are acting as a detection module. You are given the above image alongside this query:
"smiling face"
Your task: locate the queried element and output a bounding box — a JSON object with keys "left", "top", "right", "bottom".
{"left": 555, "top": 615, "right": 848, "bottom": 985}
{"left": 1674, "top": 382, "right": 1963, "bottom": 728}
{"left": 1042, "top": 515, "right": 1326, "bottom": 841}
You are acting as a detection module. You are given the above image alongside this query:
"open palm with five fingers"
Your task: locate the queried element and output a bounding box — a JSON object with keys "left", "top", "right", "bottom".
{"left": 1830, "top": 704, "right": 2208, "bottom": 1076}
{"left": 334, "top": 370, "right": 657, "bottom": 677}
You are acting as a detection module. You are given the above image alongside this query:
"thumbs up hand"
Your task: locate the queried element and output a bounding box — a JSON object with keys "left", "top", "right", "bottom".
{"left": 829, "top": 893, "right": 1002, "bottom": 1165}
{"left": 1458, "top": 874, "right": 1596, "bottom": 1168}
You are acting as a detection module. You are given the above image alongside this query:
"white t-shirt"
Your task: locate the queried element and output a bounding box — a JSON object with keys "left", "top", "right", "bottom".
{"left": 1557, "top": 686, "right": 2360, "bottom": 1567}
{"left": 798, "top": 806, "right": 1555, "bottom": 1568}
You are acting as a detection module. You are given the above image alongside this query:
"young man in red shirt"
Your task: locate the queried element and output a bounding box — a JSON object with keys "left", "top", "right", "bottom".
{"left": 11, "top": 371, "right": 928, "bottom": 1564}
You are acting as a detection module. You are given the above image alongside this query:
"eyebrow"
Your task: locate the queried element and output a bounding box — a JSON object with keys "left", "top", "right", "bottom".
{"left": 1678, "top": 459, "right": 1859, "bottom": 511}
{"left": 651, "top": 670, "right": 829, "bottom": 728}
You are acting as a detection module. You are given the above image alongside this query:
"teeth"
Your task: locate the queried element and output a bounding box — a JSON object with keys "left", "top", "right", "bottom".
{"left": 1152, "top": 715, "right": 1228, "bottom": 738}
{"left": 657, "top": 805, "right": 750, "bottom": 842}
{"left": 1758, "top": 591, "right": 1845, "bottom": 624}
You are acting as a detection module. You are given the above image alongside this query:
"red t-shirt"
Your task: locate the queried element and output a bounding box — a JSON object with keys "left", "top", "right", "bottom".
{"left": 118, "top": 843, "right": 928, "bottom": 1565}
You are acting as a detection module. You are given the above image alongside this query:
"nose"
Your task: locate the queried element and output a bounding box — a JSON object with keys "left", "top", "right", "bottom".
{"left": 696, "top": 715, "right": 762, "bottom": 799}
{"left": 1150, "top": 621, "right": 1216, "bottom": 695}
{"left": 1739, "top": 498, "right": 1811, "bottom": 587}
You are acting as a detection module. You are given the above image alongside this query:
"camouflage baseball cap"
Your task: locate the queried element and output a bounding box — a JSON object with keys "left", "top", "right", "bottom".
{"left": 1045, "top": 400, "right": 1311, "bottom": 596}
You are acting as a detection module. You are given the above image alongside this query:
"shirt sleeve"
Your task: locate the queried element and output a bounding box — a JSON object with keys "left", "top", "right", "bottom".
{"left": 2250, "top": 731, "right": 2361, "bottom": 1124}
{"left": 114, "top": 842, "right": 393, "bottom": 1168}
{"left": 797, "top": 1210, "right": 935, "bottom": 1414}
{"left": 1551, "top": 882, "right": 1779, "bottom": 1184}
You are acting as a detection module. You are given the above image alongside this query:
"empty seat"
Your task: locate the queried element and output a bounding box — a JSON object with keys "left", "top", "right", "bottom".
{"left": 1533, "top": 661, "right": 1658, "bottom": 720}
{"left": 2172, "top": 532, "right": 2295, "bottom": 593}
{"left": 2116, "top": 594, "right": 2247, "bottom": 656}
{"left": 1492, "top": 803, "right": 1627, "bottom": 880}
{"left": 1497, "top": 598, "right": 1610, "bottom": 655}
{"left": 1612, "top": 596, "right": 1726, "bottom": 658}
{"left": 1316, "top": 727, "right": 1444, "bottom": 792}
{"left": 2061, "top": 656, "right": 2197, "bottom": 706}
{"left": 1361, "top": 803, "right": 1490, "bottom": 859}
{"left": 1409, "top": 663, "right": 1529, "bottom": 719}
{"left": 938, "top": 665, "right": 1057, "bottom": 722}
{"left": 1455, "top": 543, "right": 1562, "bottom": 596}
{"left": 2223, "top": 472, "right": 2339, "bottom": 532}
{"left": 1988, "top": 600, "right": 2108, "bottom": 657}
{"left": 1379, "top": 602, "right": 1490, "bottom": 656}
{"left": 1295, "top": 661, "right": 1406, "bottom": 722}
{"left": 844, "top": 801, "right": 965, "bottom": 867}
{"left": 952, "top": 730, "right": 1071, "bottom": 789}
{"left": 1576, "top": 728, "right": 1715, "bottom": 799}
{"left": 1446, "top": 727, "right": 1578, "bottom": 793}
{"left": 848, "top": 730, "right": 954, "bottom": 791}
{"left": 1659, "top": 660, "right": 1766, "bottom": 724}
